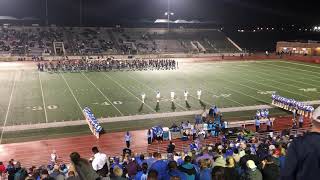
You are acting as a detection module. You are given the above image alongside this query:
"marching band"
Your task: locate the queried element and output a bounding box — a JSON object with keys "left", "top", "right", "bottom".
{"left": 272, "top": 93, "right": 314, "bottom": 118}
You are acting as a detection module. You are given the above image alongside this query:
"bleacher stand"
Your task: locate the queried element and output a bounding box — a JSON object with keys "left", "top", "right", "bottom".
{"left": 0, "top": 26, "right": 241, "bottom": 56}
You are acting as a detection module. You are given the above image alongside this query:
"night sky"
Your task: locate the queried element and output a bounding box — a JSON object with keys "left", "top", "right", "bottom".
{"left": 0, "top": 0, "right": 318, "bottom": 26}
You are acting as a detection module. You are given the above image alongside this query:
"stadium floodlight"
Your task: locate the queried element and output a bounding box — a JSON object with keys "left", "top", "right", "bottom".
{"left": 165, "top": 0, "right": 174, "bottom": 31}
{"left": 165, "top": 12, "right": 174, "bottom": 16}
{"left": 45, "top": 0, "right": 48, "bottom": 25}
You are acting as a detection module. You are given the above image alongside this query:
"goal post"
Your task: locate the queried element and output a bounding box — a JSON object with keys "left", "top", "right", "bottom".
{"left": 53, "top": 42, "right": 66, "bottom": 56}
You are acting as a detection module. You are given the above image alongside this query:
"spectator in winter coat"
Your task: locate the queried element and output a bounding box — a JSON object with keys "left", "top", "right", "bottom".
{"left": 149, "top": 152, "right": 167, "bottom": 180}
{"left": 281, "top": 106, "right": 320, "bottom": 180}
{"left": 261, "top": 156, "right": 280, "bottom": 180}
{"left": 0, "top": 162, "right": 6, "bottom": 176}
{"left": 178, "top": 156, "right": 197, "bottom": 180}
{"left": 167, "top": 141, "right": 176, "bottom": 153}
{"left": 164, "top": 161, "right": 186, "bottom": 180}
{"left": 135, "top": 163, "right": 148, "bottom": 180}
{"left": 242, "top": 160, "right": 262, "bottom": 180}
{"left": 69, "top": 152, "right": 100, "bottom": 180}
{"left": 199, "top": 159, "right": 211, "bottom": 180}
{"left": 224, "top": 156, "right": 239, "bottom": 180}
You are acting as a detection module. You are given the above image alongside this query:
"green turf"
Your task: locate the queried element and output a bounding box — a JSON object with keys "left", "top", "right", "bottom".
{"left": 0, "top": 59, "right": 319, "bottom": 143}
{"left": 1, "top": 60, "right": 320, "bottom": 125}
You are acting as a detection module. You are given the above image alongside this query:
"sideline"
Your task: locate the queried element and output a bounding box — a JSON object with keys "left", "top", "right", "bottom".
{"left": 2, "top": 101, "right": 319, "bottom": 132}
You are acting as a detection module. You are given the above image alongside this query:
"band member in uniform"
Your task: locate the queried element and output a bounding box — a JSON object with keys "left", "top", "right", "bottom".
{"left": 141, "top": 93, "right": 146, "bottom": 104}
{"left": 197, "top": 89, "right": 202, "bottom": 100}
{"left": 184, "top": 90, "right": 188, "bottom": 101}
{"left": 156, "top": 90, "right": 161, "bottom": 103}
{"left": 171, "top": 91, "right": 175, "bottom": 102}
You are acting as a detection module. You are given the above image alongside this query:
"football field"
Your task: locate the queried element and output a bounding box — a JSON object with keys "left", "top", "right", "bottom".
{"left": 0, "top": 59, "right": 319, "bottom": 129}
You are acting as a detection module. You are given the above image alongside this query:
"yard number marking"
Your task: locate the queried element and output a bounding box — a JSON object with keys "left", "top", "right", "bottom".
{"left": 299, "top": 88, "right": 317, "bottom": 92}
{"left": 92, "top": 101, "right": 123, "bottom": 106}
{"left": 47, "top": 105, "right": 58, "bottom": 110}
{"left": 113, "top": 101, "right": 123, "bottom": 105}
{"left": 27, "top": 105, "right": 58, "bottom": 111}
{"left": 32, "top": 106, "right": 43, "bottom": 111}
{"left": 257, "top": 91, "right": 276, "bottom": 95}
{"left": 213, "top": 94, "right": 232, "bottom": 98}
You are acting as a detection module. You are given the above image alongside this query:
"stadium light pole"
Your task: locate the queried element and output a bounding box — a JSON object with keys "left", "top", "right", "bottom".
{"left": 79, "top": 0, "right": 83, "bottom": 26}
{"left": 165, "top": 0, "right": 174, "bottom": 32}
{"left": 45, "top": 0, "right": 48, "bottom": 26}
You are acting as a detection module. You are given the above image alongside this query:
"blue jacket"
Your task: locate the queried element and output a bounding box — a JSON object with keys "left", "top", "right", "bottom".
{"left": 178, "top": 163, "right": 197, "bottom": 180}
{"left": 164, "top": 169, "right": 187, "bottom": 180}
{"left": 281, "top": 132, "right": 320, "bottom": 180}
{"left": 150, "top": 160, "right": 168, "bottom": 180}
{"left": 135, "top": 171, "right": 147, "bottom": 180}
{"left": 199, "top": 168, "right": 212, "bottom": 180}
{"left": 145, "top": 158, "right": 156, "bottom": 169}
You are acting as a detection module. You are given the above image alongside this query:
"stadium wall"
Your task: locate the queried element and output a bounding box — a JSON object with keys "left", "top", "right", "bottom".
{"left": 0, "top": 53, "right": 247, "bottom": 61}
{"left": 1, "top": 53, "right": 320, "bottom": 64}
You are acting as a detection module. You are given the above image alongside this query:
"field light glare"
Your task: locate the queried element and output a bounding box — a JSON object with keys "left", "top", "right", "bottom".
{"left": 165, "top": 12, "right": 174, "bottom": 16}
{"left": 314, "top": 26, "right": 320, "bottom": 31}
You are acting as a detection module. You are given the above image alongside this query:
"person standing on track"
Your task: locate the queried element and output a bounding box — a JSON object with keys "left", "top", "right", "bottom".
{"left": 147, "top": 129, "right": 152, "bottom": 145}
{"left": 299, "top": 115, "right": 304, "bottom": 128}
{"left": 255, "top": 117, "right": 260, "bottom": 132}
{"left": 266, "top": 117, "right": 272, "bottom": 132}
{"left": 124, "top": 131, "right": 131, "bottom": 148}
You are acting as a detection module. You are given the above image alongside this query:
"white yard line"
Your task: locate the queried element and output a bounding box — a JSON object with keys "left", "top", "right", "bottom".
{"left": 38, "top": 71, "right": 48, "bottom": 123}
{"left": 60, "top": 73, "right": 83, "bottom": 112}
{"left": 2, "top": 101, "right": 320, "bottom": 132}
{"left": 280, "top": 60, "right": 320, "bottom": 69}
{"left": 196, "top": 63, "right": 310, "bottom": 99}
{"left": 0, "top": 71, "right": 17, "bottom": 144}
{"left": 190, "top": 63, "right": 270, "bottom": 104}
{"left": 103, "top": 73, "right": 156, "bottom": 112}
{"left": 258, "top": 61, "right": 320, "bottom": 79}
{"left": 215, "top": 79, "right": 271, "bottom": 104}
{"left": 234, "top": 65, "right": 319, "bottom": 89}
{"left": 177, "top": 70, "right": 245, "bottom": 107}
{"left": 81, "top": 73, "right": 124, "bottom": 116}
{"left": 200, "top": 86, "right": 246, "bottom": 106}
{"left": 229, "top": 67, "right": 319, "bottom": 97}
{"left": 253, "top": 62, "right": 320, "bottom": 84}
{"left": 127, "top": 74, "right": 188, "bottom": 111}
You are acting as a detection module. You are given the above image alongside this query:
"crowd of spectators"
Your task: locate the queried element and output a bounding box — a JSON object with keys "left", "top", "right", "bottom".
{"left": 0, "top": 27, "right": 238, "bottom": 56}
{"left": 0, "top": 109, "right": 318, "bottom": 180}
